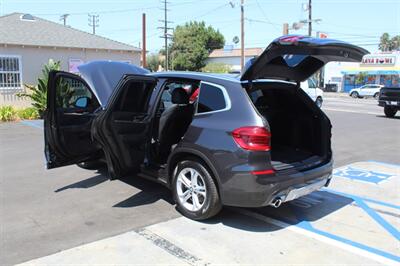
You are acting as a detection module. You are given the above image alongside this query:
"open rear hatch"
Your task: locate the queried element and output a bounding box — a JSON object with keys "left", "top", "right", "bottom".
{"left": 242, "top": 35, "right": 369, "bottom": 171}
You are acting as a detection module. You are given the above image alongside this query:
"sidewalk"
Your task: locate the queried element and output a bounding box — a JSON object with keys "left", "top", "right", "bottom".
{"left": 324, "top": 92, "right": 349, "bottom": 98}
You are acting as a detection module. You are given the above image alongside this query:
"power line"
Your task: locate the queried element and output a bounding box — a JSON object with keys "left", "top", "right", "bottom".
{"left": 255, "top": 0, "right": 279, "bottom": 30}
{"left": 88, "top": 14, "right": 99, "bottom": 34}
{"left": 158, "top": 0, "right": 173, "bottom": 71}
{"left": 59, "top": 14, "right": 69, "bottom": 26}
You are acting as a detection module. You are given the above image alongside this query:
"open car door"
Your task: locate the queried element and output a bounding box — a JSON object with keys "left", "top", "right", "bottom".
{"left": 93, "top": 75, "right": 159, "bottom": 179}
{"left": 45, "top": 71, "right": 102, "bottom": 169}
{"left": 241, "top": 35, "right": 369, "bottom": 83}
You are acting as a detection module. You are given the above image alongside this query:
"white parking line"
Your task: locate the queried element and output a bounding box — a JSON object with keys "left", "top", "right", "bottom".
{"left": 323, "top": 107, "right": 382, "bottom": 115}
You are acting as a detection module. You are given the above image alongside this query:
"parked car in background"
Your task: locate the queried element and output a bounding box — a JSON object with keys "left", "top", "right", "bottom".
{"left": 44, "top": 35, "right": 368, "bottom": 220}
{"left": 301, "top": 79, "right": 324, "bottom": 108}
{"left": 378, "top": 87, "right": 400, "bottom": 118}
{"left": 349, "top": 84, "right": 383, "bottom": 99}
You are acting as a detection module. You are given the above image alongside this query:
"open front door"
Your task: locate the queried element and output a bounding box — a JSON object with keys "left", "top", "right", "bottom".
{"left": 45, "top": 71, "right": 102, "bottom": 169}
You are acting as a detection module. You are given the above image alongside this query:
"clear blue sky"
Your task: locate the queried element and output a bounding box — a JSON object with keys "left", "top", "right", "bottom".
{"left": 1, "top": 0, "right": 399, "bottom": 54}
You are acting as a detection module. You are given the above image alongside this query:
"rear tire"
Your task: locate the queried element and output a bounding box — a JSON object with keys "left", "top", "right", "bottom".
{"left": 384, "top": 106, "right": 397, "bottom": 118}
{"left": 373, "top": 92, "right": 379, "bottom": 99}
{"left": 315, "top": 97, "right": 323, "bottom": 108}
{"left": 351, "top": 92, "right": 359, "bottom": 98}
{"left": 172, "top": 159, "right": 222, "bottom": 220}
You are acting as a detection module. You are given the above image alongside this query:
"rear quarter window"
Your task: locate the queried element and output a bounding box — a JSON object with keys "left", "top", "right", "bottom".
{"left": 197, "top": 83, "right": 227, "bottom": 114}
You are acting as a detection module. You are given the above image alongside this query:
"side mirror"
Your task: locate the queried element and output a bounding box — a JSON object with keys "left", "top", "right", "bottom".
{"left": 74, "top": 97, "right": 89, "bottom": 108}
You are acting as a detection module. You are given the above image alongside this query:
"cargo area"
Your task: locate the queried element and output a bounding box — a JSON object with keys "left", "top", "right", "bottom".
{"left": 248, "top": 82, "right": 331, "bottom": 170}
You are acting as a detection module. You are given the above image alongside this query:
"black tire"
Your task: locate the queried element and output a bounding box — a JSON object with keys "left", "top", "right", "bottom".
{"left": 384, "top": 106, "right": 397, "bottom": 118}
{"left": 172, "top": 158, "right": 222, "bottom": 220}
{"left": 350, "top": 91, "right": 359, "bottom": 98}
{"left": 77, "top": 160, "right": 106, "bottom": 170}
{"left": 315, "top": 97, "right": 323, "bottom": 108}
{"left": 373, "top": 92, "right": 379, "bottom": 99}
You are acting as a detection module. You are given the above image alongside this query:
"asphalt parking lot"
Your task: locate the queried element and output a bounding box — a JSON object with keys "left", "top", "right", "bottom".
{"left": 1, "top": 96, "right": 399, "bottom": 265}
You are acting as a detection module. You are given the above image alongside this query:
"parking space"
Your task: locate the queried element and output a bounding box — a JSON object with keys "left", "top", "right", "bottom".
{"left": 1, "top": 97, "right": 400, "bottom": 265}
{"left": 18, "top": 167, "right": 400, "bottom": 265}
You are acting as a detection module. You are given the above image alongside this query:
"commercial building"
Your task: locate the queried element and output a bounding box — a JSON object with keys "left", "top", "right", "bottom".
{"left": 206, "top": 46, "right": 263, "bottom": 72}
{"left": 0, "top": 13, "right": 141, "bottom": 107}
{"left": 324, "top": 51, "right": 400, "bottom": 92}
{"left": 341, "top": 52, "right": 400, "bottom": 92}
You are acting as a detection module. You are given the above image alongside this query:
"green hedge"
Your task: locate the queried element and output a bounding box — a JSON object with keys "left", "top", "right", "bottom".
{"left": 0, "top": 106, "right": 40, "bottom": 122}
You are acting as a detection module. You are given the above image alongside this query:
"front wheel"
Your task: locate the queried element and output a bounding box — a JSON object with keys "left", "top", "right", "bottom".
{"left": 315, "top": 97, "right": 323, "bottom": 108}
{"left": 172, "top": 159, "right": 222, "bottom": 220}
{"left": 384, "top": 106, "right": 397, "bottom": 118}
{"left": 350, "top": 91, "right": 359, "bottom": 98}
{"left": 373, "top": 92, "right": 379, "bottom": 99}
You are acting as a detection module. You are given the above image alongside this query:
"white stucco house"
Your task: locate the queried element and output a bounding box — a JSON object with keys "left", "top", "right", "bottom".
{"left": 0, "top": 13, "right": 141, "bottom": 107}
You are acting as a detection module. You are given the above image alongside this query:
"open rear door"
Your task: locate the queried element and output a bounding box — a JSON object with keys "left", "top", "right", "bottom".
{"left": 45, "top": 71, "right": 102, "bottom": 169}
{"left": 241, "top": 35, "right": 369, "bottom": 83}
{"left": 93, "top": 75, "right": 159, "bottom": 179}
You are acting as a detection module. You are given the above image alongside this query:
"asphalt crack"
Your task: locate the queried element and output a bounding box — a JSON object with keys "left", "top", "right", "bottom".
{"left": 136, "top": 228, "right": 206, "bottom": 266}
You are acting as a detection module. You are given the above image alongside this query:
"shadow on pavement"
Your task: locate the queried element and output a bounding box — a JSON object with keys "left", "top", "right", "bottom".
{"left": 54, "top": 171, "right": 353, "bottom": 232}
{"left": 203, "top": 190, "right": 353, "bottom": 232}
{"left": 54, "top": 174, "right": 108, "bottom": 192}
{"left": 113, "top": 175, "right": 174, "bottom": 208}
{"left": 375, "top": 115, "right": 400, "bottom": 120}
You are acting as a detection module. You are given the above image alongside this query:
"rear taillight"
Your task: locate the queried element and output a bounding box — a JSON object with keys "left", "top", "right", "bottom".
{"left": 232, "top": 126, "right": 271, "bottom": 151}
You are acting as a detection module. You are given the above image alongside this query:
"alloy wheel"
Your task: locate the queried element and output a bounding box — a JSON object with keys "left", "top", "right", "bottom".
{"left": 176, "top": 167, "right": 207, "bottom": 212}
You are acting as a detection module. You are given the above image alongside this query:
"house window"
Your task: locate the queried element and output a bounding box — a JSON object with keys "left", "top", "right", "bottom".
{"left": 0, "top": 56, "right": 22, "bottom": 89}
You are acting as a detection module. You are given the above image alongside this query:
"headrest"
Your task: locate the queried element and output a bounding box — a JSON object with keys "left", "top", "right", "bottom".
{"left": 171, "top": 88, "right": 189, "bottom": 104}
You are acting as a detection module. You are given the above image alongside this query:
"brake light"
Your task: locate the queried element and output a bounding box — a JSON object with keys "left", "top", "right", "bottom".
{"left": 232, "top": 126, "right": 271, "bottom": 151}
{"left": 278, "top": 35, "right": 304, "bottom": 44}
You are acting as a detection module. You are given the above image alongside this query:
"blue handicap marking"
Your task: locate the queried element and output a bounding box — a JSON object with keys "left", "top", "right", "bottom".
{"left": 334, "top": 166, "right": 395, "bottom": 184}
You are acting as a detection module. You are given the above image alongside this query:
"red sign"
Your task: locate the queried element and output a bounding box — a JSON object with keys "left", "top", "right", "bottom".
{"left": 317, "top": 32, "right": 328, "bottom": 39}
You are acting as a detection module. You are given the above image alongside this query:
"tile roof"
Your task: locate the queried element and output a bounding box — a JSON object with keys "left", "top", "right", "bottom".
{"left": 209, "top": 47, "right": 263, "bottom": 58}
{"left": 0, "top": 13, "right": 140, "bottom": 51}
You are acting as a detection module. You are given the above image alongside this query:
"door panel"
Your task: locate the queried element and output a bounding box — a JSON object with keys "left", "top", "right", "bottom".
{"left": 93, "top": 75, "right": 159, "bottom": 178}
{"left": 45, "top": 71, "right": 102, "bottom": 169}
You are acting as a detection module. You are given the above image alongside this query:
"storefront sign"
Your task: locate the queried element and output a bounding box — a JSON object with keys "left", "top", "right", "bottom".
{"left": 361, "top": 55, "right": 396, "bottom": 66}
{"left": 68, "top": 59, "right": 84, "bottom": 73}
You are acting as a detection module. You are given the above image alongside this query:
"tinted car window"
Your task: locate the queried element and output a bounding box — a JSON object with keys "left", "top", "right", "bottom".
{"left": 55, "top": 76, "right": 99, "bottom": 112}
{"left": 197, "top": 83, "right": 226, "bottom": 113}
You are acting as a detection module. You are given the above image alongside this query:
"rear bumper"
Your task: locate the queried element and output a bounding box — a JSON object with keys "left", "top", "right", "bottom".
{"left": 221, "top": 160, "right": 333, "bottom": 207}
{"left": 378, "top": 100, "right": 400, "bottom": 109}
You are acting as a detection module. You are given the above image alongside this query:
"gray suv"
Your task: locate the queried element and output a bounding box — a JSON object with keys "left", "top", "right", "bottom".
{"left": 44, "top": 35, "right": 368, "bottom": 220}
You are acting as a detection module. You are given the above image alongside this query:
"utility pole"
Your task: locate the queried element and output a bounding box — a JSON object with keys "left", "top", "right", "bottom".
{"left": 283, "top": 23, "right": 289, "bottom": 35}
{"left": 308, "top": 0, "right": 312, "bottom": 36}
{"left": 142, "top": 13, "right": 147, "bottom": 68}
{"left": 88, "top": 14, "right": 99, "bottom": 35}
{"left": 60, "top": 14, "right": 69, "bottom": 26}
{"left": 158, "top": 0, "right": 173, "bottom": 71}
{"left": 240, "top": 0, "right": 245, "bottom": 72}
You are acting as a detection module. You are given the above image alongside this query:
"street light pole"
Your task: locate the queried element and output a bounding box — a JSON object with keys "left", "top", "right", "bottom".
{"left": 308, "top": 0, "right": 312, "bottom": 36}
{"left": 240, "top": 0, "right": 245, "bottom": 72}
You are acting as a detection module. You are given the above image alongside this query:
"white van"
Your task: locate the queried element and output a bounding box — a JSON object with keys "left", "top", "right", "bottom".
{"left": 301, "top": 79, "right": 324, "bottom": 108}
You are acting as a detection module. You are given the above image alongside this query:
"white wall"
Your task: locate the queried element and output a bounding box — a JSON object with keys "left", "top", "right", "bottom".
{"left": 206, "top": 56, "right": 255, "bottom": 71}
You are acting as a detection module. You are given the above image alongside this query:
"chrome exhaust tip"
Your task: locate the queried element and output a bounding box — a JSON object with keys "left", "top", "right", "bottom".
{"left": 270, "top": 197, "right": 282, "bottom": 208}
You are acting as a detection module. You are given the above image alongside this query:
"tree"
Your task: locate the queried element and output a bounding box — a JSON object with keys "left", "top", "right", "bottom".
{"left": 17, "top": 59, "right": 61, "bottom": 117}
{"left": 170, "top": 21, "right": 225, "bottom": 71}
{"left": 379, "top": 33, "right": 400, "bottom": 51}
{"left": 355, "top": 72, "right": 366, "bottom": 85}
{"left": 146, "top": 54, "right": 163, "bottom": 72}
